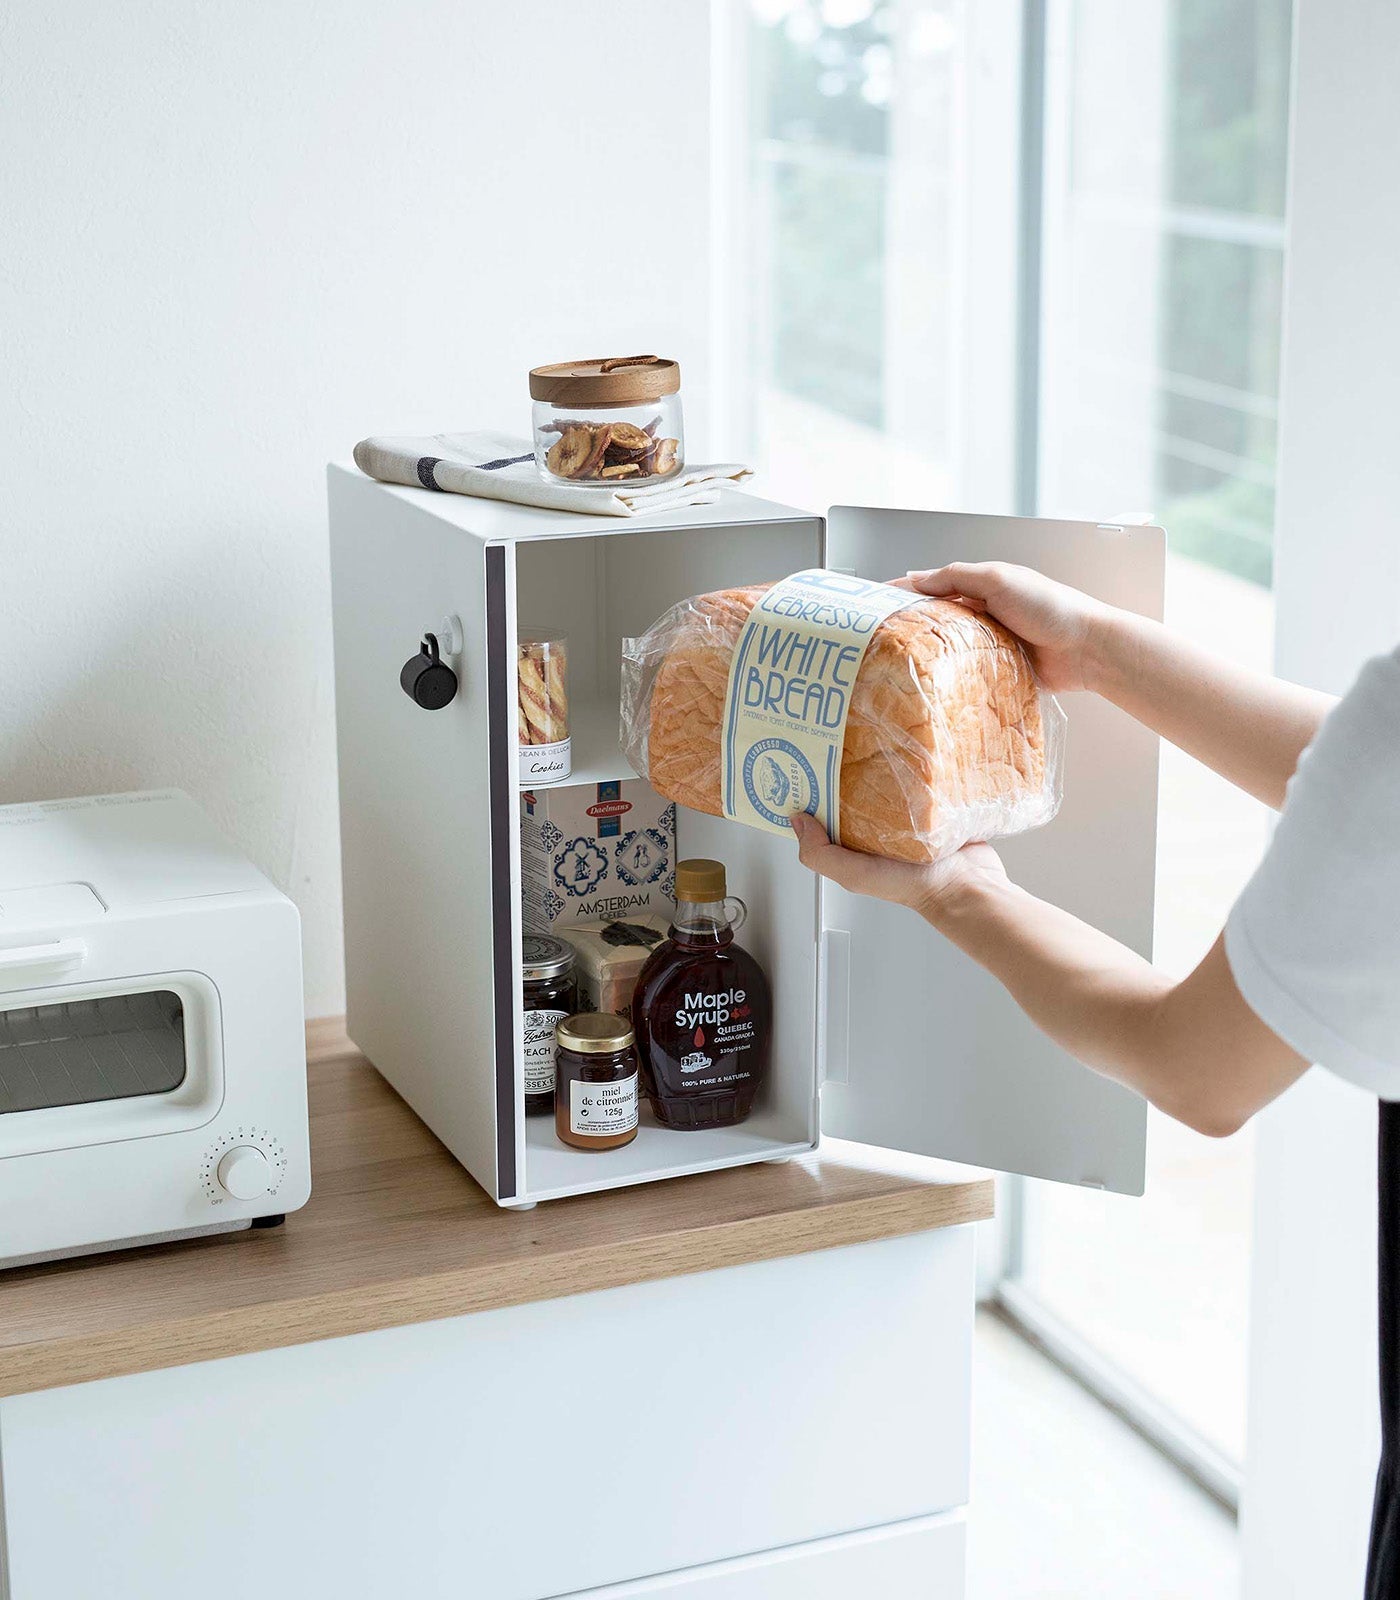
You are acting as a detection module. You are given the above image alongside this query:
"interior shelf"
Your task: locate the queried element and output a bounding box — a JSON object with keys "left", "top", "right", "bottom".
{"left": 521, "top": 694, "right": 634, "bottom": 792}
{"left": 522, "top": 1106, "right": 812, "bottom": 1203}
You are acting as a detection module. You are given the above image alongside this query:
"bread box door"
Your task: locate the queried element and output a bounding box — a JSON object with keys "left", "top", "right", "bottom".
{"left": 818, "top": 507, "right": 1164, "bottom": 1193}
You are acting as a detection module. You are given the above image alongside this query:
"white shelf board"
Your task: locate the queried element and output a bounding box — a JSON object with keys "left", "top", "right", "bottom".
{"left": 521, "top": 1106, "right": 814, "bottom": 1204}
{"left": 518, "top": 694, "right": 637, "bottom": 792}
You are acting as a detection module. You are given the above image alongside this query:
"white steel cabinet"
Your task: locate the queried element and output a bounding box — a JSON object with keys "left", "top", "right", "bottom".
{"left": 328, "top": 468, "right": 1163, "bottom": 1206}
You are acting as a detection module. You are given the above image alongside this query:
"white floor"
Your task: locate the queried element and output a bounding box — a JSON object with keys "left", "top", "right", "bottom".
{"left": 967, "top": 1311, "right": 1239, "bottom": 1599}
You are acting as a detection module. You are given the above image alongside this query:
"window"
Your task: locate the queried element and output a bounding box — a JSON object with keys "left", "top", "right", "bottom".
{"left": 732, "top": 0, "right": 1294, "bottom": 1501}
{"left": 1017, "top": 0, "right": 1291, "bottom": 1481}
{"left": 1036, "top": 0, "right": 1289, "bottom": 585}
{"left": 738, "top": 0, "right": 995, "bottom": 514}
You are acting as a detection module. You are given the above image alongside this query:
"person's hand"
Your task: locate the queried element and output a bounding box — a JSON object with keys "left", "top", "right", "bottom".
{"left": 790, "top": 812, "right": 1007, "bottom": 925}
{"left": 894, "top": 562, "right": 1113, "bottom": 693}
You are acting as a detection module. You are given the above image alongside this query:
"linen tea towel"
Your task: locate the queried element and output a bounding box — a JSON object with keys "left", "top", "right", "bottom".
{"left": 353, "top": 431, "right": 753, "bottom": 518}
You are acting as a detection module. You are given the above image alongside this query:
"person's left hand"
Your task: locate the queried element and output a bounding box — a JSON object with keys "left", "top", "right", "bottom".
{"left": 789, "top": 812, "right": 1007, "bottom": 923}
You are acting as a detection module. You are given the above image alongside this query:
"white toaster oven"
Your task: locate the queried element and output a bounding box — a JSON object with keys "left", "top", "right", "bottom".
{"left": 0, "top": 790, "right": 311, "bottom": 1268}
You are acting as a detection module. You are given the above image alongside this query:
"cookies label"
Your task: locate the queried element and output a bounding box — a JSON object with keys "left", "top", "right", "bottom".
{"left": 720, "top": 570, "right": 916, "bottom": 841}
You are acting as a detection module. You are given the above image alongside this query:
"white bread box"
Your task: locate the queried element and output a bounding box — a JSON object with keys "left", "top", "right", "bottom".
{"left": 328, "top": 466, "right": 1163, "bottom": 1208}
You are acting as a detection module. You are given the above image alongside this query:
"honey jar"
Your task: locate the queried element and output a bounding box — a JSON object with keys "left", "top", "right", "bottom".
{"left": 554, "top": 1012, "right": 640, "bottom": 1152}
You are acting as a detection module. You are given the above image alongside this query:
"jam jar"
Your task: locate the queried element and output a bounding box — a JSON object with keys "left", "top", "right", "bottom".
{"left": 554, "top": 1012, "right": 640, "bottom": 1152}
{"left": 521, "top": 935, "right": 576, "bottom": 1117}
{"left": 530, "top": 355, "right": 683, "bottom": 485}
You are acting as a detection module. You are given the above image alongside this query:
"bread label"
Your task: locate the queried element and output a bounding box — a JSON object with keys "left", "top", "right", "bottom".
{"left": 720, "top": 569, "right": 917, "bottom": 840}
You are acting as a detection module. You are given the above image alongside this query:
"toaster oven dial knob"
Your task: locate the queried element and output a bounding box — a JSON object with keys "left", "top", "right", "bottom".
{"left": 216, "top": 1145, "right": 274, "bottom": 1201}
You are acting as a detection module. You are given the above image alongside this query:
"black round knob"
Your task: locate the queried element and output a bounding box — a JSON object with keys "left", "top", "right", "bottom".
{"left": 401, "top": 633, "right": 457, "bottom": 710}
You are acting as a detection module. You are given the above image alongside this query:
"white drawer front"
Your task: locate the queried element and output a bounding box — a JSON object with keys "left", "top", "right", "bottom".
{"left": 0, "top": 1230, "right": 974, "bottom": 1600}
{"left": 556, "top": 1513, "right": 966, "bottom": 1598}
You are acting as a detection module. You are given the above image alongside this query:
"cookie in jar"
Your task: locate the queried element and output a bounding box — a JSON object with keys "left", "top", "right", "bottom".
{"left": 517, "top": 628, "right": 570, "bottom": 784}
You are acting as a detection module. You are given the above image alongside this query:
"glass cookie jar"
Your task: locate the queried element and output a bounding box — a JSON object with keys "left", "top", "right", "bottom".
{"left": 530, "top": 355, "right": 684, "bottom": 486}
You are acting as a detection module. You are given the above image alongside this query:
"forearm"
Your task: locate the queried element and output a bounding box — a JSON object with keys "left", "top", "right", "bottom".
{"left": 923, "top": 873, "right": 1307, "bottom": 1135}
{"left": 1089, "top": 611, "right": 1334, "bottom": 808}
{"left": 926, "top": 873, "right": 1170, "bottom": 1095}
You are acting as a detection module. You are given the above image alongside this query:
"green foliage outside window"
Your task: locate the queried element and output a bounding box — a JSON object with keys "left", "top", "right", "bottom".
{"left": 750, "top": 0, "right": 1294, "bottom": 589}
{"left": 750, "top": 6, "right": 891, "bottom": 429}
{"left": 1157, "top": 0, "right": 1291, "bottom": 586}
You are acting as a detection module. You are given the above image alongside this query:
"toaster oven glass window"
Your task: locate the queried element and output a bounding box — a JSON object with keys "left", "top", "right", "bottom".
{"left": 0, "top": 990, "right": 187, "bottom": 1113}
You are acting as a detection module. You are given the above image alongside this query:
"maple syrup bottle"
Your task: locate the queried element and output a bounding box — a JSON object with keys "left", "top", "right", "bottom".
{"left": 633, "top": 859, "right": 771, "bottom": 1130}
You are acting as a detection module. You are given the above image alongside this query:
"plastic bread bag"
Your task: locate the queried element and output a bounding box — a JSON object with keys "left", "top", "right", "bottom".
{"left": 620, "top": 574, "right": 1066, "bottom": 865}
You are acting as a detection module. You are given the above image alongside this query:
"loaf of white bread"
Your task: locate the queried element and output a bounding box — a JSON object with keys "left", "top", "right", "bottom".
{"left": 621, "top": 583, "right": 1063, "bottom": 864}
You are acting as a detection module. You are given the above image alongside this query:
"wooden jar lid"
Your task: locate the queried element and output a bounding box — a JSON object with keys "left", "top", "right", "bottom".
{"left": 529, "top": 354, "right": 680, "bottom": 406}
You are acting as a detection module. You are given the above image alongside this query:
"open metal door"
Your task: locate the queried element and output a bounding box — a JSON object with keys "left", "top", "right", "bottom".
{"left": 819, "top": 506, "right": 1164, "bottom": 1193}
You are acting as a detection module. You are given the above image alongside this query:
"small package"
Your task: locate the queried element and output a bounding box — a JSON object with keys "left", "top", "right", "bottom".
{"left": 558, "top": 912, "right": 671, "bottom": 1022}
{"left": 521, "top": 778, "right": 676, "bottom": 932}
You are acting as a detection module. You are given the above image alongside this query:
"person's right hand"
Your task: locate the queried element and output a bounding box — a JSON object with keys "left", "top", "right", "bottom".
{"left": 895, "top": 562, "right": 1113, "bottom": 693}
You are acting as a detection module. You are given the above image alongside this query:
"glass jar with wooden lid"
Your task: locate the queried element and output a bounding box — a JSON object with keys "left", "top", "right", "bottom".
{"left": 531, "top": 355, "right": 683, "bottom": 485}
{"left": 554, "top": 1011, "right": 640, "bottom": 1152}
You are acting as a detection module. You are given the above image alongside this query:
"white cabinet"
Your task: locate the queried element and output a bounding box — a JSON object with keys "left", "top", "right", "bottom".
{"left": 556, "top": 1514, "right": 966, "bottom": 1597}
{"left": 328, "top": 468, "right": 1163, "bottom": 1206}
{"left": 0, "top": 1229, "right": 973, "bottom": 1600}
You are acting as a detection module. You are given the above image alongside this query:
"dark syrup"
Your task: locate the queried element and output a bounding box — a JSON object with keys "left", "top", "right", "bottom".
{"left": 633, "top": 906, "right": 771, "bottom": 1130}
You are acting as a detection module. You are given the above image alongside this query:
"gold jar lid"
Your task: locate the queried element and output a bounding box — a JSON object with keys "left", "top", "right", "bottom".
{"left": 556, "top": 1011, "right": 635, "bottom": 1055}
{"left": 675, "top": 858, "right": 727, "bottom": 902}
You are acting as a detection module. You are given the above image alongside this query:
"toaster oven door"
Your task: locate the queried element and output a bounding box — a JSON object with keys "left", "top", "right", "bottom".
{"left": 0, "top": 970, "right": 223, "bottom": 1157}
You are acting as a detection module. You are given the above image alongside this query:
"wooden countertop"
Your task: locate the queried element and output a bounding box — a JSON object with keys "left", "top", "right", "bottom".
{"left": 0, "top": 1025, "right": 993, "bottom": 1399}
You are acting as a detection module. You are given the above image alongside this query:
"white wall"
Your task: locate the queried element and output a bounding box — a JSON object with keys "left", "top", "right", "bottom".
{"left": 1240, "top": 0, "right": 1400, "bottom": 1591}
{"left": 0, "top": 2, "right": 712, "bottom": 1014}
